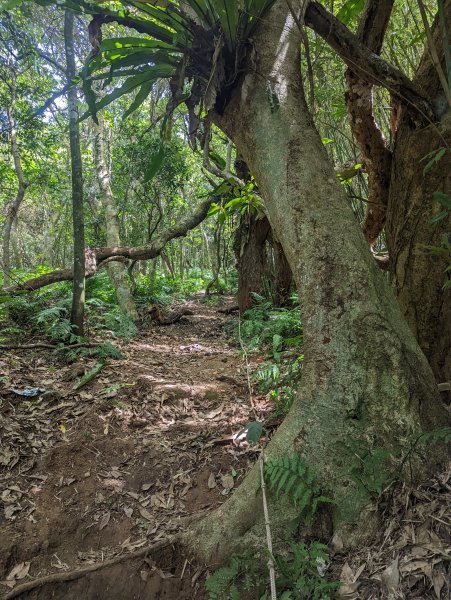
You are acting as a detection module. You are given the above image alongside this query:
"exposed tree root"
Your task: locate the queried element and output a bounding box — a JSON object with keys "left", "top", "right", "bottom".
{"left": 4, "top": 536, "right": 178, "bottom": 599}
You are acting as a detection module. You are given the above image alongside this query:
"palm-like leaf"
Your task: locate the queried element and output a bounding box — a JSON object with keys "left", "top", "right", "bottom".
{"left": 37, "top": 0, "right": 276, "bottom": 126}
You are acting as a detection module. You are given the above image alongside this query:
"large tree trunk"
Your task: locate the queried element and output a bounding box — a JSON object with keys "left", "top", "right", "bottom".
{"left": 65, "top": 10, "right": 86, "bottom": 336}
{"left": 234, "top": 157, "right": 293, "bottom": 311}
{"left": 386, "top": 4, "right": 451, "bottom": 384}
{"left": 270, "top": 235, "right": 293, "bottom": 307}
{"left": 92, "top": 116, "right": 138, "bottom": 321}
{"left": 185, "top": 1, "right": 444, "bottom": 563}
{"left": 234, "top": 211, "right": 271, "bottom": 312}
{"left": 2, "top": 77, "right": 28, "bottom": 289}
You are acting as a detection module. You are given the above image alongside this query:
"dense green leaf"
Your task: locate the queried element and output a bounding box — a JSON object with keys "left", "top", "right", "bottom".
{"left": 336, "top": 0, "right": 365, "bottom": 25}
{"left": 122, "top": 78, "right": 154, "bottom": 119}
{"left": 143, "top": 145, "right": 166, "bottom": 183}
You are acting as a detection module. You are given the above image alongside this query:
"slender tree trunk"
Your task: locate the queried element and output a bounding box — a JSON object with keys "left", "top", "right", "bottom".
{"left": 185, "top": 1, "right": 444, "bottom": 563}
{"left": 206, "top": 223, "right": 222, "bottom": 294}
{"left": 179, "top": 239, "right": 185, "bottom": 281}
{"left": 65, "top": 10, "right": 85, "bottom": 336}
{"left": 92, "top": 115, "right": 138, "bottom": 321}
{"left": 2, "top": 77, "right": 28, "bottom": 288}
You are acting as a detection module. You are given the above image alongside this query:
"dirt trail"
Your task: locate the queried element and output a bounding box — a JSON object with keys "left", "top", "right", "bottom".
{"left": 0, "top": 298, "right": 269, "bottom": 599}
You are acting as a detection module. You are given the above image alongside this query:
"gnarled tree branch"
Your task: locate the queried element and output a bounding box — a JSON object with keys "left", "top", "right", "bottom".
{"left": 344, "top": 0, "right": 394, "bottom": 247}
{"left": 6, "top": 198, "right": 214, "bottom": 292}
{"left": 304, "top": 1, "right": 435, "bottom": 120}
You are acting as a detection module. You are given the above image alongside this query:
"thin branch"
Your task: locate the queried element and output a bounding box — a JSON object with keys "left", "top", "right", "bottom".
{"left": 0, "top": 342, "right": 101, "bottom": 350}
{"left": 36, "top": 50, "right": 66, "bottom": 75}
{"left": 33, "top": 84, "right": 70, "bottom": 118}
{"left": 286, "top": 0, "right": 315, "bottom": 113}
{"left": 5, "top": 197, "right": 216, "bottom": 292}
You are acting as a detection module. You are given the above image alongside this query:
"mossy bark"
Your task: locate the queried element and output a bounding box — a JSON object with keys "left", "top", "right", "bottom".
{"left": 184, "top": 1, "right": 445, "bottom": 564}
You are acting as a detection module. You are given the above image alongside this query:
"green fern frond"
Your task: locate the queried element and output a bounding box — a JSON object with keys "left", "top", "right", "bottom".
{"left": 419, "top": 427, "right": 451, "bottom": 445}
{"left": 265, "top": 454, "right": 334, "bottom": 522}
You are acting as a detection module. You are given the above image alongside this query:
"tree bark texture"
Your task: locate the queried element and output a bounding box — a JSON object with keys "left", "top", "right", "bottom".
{"left": 386, "top": 2, "right": 451, "bottom": 384}
{"left": 65, "top": 10, "right": 86, "bottom": 336}
{"left": 270, "top": 235, "right": 293, "bottom": 306}
{"left": 92, "top": 116, "right": 138, "bottom": 321}
{"left": 2, "top": 77, "right": 28, "bottom": 289}
{"left": 234, "top": 211, "right": 271, "bottom": 312}
{"left": 345, "top": 0, "right": 394, "bottom": 246}
{"left": 185, "top": 0, "right": 445, "bottom": 563}
{"left": 234, "top": 157, "right": 293, "bottom": 310}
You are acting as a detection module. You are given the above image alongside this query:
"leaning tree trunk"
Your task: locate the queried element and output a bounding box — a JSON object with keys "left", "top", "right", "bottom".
{"left": 2, "top": 77, "right": 28, "bottom": 289}
{"left": 92, "top": 115, "right": 138, "bottom": 321}
{"left": 185, "top": 1, "right": 445, "bottom": 563}
{"left": 65, "top": 9, "right": 85, "bottom": 336}
{"left": 386, "top": 3, "right": 451, "bottom": 384}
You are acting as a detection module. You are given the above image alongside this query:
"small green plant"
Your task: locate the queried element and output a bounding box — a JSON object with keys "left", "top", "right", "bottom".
{"left": 238, "top": 298, "right": 302, "bottom": 352}
{"left": 97, "top": 307, "right": 137, "bottom": 339}
{"left": 265, "top": 454, "right": 334, "bottom": 524}
{"left": 255, "top": 354, "right": 302, "bottom": 416}
{"left": 273, "top": 542, "right": 339, "bottom": 600}
{"left": 237, "top": 297, "right": 303, "bottom": 416}
{"left": 205, "top": 553, "right": 266, "bottom": 600}
{"left": 418, "top": 426, "right": 451, "bottom": 445}
{"left": 205, "top": 543, "right": 338, "bottom": 600}
{"left": 33, "top": 304, "right": 73, "bottom": 341}
{"left": 347, "top": 440, "right": 399, "bottom": 497}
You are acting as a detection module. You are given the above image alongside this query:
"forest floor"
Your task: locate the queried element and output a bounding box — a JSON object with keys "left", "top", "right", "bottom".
{"left": 0, "top": 297, "right": 450, "bottom": 600}
{"left": 0, "top": 296, "right": 273, "bottom": 599}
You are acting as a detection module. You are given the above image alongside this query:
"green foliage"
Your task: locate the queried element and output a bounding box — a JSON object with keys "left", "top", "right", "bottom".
{"left": 265, "top": 454, "right": 334, "bottom": 524}
{"left": 418, "top": 427, "right": 451, "bottom": 445}
{"left": 273, "top": 542, "right": 339, "bottom": 600}
{"left": 205, "top": 553, "right": 265, "bottom": 600}
{"left": 205, "top": 543, "right": 338, "bottom": 600}
{"left": 239, "top": 297, "right": 302, "bottom": 354}
{"left": 336, "top": 0, "right": 365, "bottom": 26}
{"left": 255, "top": 355, "right": 302, "bottom": 415}
{"left": 238, "top": 297, "right": 303, "bottom": 415}
{"left": 208, "top": 179, "right": 264, "bottom": 225}
{"left": 55, "top": 0, "right": 278, "bottom": 122}
{"left": 32, "top": 303, "right": 73, "bottom": 342}
{"left": 421, "top": 147, "right": 447, "bottom": 175}
{"left": 347, "top": 440, "right": 399, "bottom": 497}
{"left": 63, "top": 342, "right": 123, "bottom": 362}
{"left": 97, "top": 306, "right": 138, "bottom": 339}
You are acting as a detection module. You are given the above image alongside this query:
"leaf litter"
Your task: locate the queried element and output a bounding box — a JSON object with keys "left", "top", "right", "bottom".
{"left": 0, "top": 298, "right": 263, "bottom": 598}
{"left": 0, "top": 297, "right": 449, "bottom": 599}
